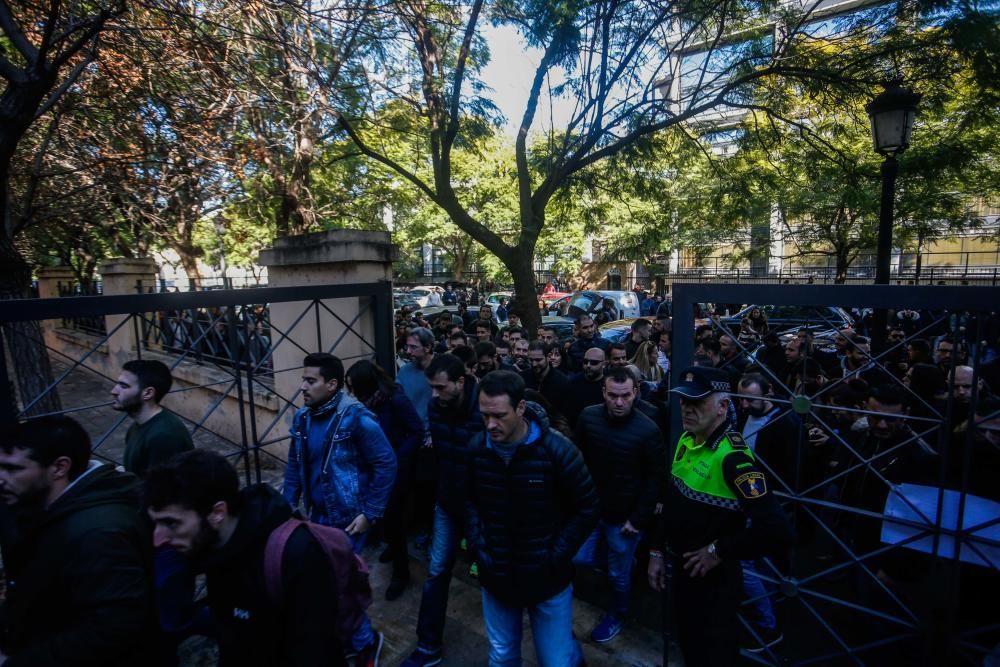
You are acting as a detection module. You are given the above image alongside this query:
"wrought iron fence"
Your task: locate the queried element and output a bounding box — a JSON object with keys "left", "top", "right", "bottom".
{"left": 670, "top": 282, "right": 1000, "bottom": 665}
{"left": 57, "top": 281, "right": 107, "bottom": 336}
{"left": 0, "top": 283, "right": 394, "bottom": 486}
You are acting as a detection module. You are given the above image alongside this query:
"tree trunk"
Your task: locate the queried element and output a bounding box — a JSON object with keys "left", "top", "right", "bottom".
{"left": 0, "top": 237, "right": 62, "bottom": 418}
{"left": 835, "top": 251, "right": 849, "bottom": 284}
{"left": 177, "top": 246, "right": 202, "bottom": 291}
{"left": 509, "top": 254, "right": 541, "bottom": 337}
{"left": 914, "top": 232, "right": 925, "bottom": 280}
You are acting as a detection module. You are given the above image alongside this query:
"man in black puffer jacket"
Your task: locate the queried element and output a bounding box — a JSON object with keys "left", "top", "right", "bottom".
{"left": 574, "top": 367, "right": 665, "bottom": 643}
{"left": 145, "top": 450, "right": 346, "bottom": 667}
{"left": 400, "top": 354, "right": 483, "bottom": 667}
{"left": 0, "top": 416, "right": 158, "bottom": 667}
{"left": 466, "top": 370, "right": 598, "bottom": 667}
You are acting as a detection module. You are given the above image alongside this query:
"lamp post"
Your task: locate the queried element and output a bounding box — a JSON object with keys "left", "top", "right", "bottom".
{"left": 866, "top": 82, "right": 921, "bottom": 285}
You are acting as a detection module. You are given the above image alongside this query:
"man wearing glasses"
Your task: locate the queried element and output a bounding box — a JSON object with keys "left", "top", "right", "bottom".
{"left": 565, "top": 347, "right": 609, "bottom": 428}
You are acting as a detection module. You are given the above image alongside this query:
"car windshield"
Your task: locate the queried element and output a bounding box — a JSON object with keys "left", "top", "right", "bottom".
{"left": 568, "top": 293, "right": 597, "bottom": 313}
{"left": 410, "top": 289, "right": 429, "bottom": 297}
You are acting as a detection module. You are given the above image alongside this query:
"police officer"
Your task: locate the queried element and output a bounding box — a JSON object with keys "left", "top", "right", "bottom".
{"left": 647, "top": 366, "right": 792, "bottom": 666}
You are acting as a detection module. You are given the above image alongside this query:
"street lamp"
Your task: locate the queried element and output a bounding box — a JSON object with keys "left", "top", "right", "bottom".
{"left": 866, "top": 82, "right": 921, "bottom": 285}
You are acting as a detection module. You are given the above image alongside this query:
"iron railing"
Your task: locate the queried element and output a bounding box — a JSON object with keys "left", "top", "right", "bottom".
{"left": 0, "top": 282, "right": 395, "bottom": 486}
{"left": 670, "top": 282, "right": 1000, "bottom": 666}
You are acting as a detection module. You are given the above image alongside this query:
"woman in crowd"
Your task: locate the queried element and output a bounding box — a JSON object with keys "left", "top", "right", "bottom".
{"left": 746, "top": 306, "right": 769, "bottom": 335}
{"left": 546, "top": 341, "right": 569, "bottom": 373}
{"left": 629, "top": 340, "right": 663, "bottom": 383}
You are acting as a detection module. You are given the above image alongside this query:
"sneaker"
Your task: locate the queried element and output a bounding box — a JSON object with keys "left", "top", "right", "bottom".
{"left": 400, "top": 648, "right": 443, "bottom": 667}
{"left": 590, "top": 613, "right": 624, "bottom": 643}
{"left": 467, "top": 562, "right": 478, "bottom": 578}
{"left": 355, "top": 631, "right": 384, "bottom": 667}
{"left": 745, "top": 626, "right": 783, "bottom": 653}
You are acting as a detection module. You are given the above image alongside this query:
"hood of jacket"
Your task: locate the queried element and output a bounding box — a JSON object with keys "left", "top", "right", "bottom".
{"left": 522, "top": 400, "right": 552, "bottom": 440}
{"left": 201, "top": 484, "right": 291, "bottom": 571}
{"left": 41, "top": 463, "right": 141, "bottom": 527}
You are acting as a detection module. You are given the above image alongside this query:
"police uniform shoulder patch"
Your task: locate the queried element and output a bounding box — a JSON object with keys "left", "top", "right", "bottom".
{"left": 726, "top": 431, "right": 748, "bottom": 450}
{"left": 734, "top": 471, "right": 767, "bottom": 499}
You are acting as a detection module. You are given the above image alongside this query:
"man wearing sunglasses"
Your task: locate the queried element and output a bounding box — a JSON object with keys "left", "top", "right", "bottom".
{"left": 565, "top": 347, "right": 609, "bottom": 428}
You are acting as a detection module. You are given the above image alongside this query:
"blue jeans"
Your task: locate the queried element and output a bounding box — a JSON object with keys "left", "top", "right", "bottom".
{"left": 348, "top": 531, "right": 376, "bottom": 651}
{"left": 415, "top": 505, "right": 462, "bottom": 652}
{"left": 741, "top": 560, "right": 777, "bottom": 631}
{"left": 572, "top": 521, "right": 641, "bottom": 615}
{"left": 481, "top": 584, "right": 582, "bottom": 667}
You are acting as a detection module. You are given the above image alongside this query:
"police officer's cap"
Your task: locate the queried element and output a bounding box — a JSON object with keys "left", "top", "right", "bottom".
{"left": 670, "top": 366, "right": 732, "bottom": 399}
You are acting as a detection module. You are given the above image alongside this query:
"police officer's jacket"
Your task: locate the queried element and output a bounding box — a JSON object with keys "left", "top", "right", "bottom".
{"left": 656, "top": 421, "right": 792, "bottom": 560}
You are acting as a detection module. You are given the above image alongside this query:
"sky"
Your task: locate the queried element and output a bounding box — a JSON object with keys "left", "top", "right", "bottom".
{"left": 479, "top": 24, "right": 576, "bottom": 137}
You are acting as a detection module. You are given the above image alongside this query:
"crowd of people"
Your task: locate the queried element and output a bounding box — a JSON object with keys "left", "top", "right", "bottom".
{"left": 0, "top": 296, "right": 996, "bottom": 667}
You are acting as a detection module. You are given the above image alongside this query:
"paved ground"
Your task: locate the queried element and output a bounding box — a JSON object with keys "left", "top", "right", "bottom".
{"left": 177, "top": 541, "right": 670, "bottom": 667}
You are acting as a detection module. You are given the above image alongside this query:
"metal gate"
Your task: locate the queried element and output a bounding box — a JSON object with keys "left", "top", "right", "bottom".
{"left": 671, "top": 283, "right": 1000, "bottom": 665}
{"left": 0, "top": 282, "right": 395, "bottom": 486}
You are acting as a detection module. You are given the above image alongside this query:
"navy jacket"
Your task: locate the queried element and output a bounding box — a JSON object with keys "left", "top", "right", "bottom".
{"left": 465, "top": 404, "right": 599, "bottom": 607}
{"left": 428, "top": 377, "right": 483, "bottom": 516}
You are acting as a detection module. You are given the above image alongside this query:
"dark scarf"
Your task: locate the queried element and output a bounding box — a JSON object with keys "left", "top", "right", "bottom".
{"left": 309, "top": 389, "right": 344, "bottom": 419}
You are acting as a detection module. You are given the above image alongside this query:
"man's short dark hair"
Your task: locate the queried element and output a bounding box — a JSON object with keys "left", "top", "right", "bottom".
{"left": 145, "top": 449, "right": 242, "bottom": 516}
{"left": 0, "top": 415, "right": 91, "bottom": 480}
{"left": 829, "top": 382, "right": 866, "bottom": 407}
{"left": 474, "top": 341, "right": 496, "bottom": 358}
{"left": 609, "top": 342, "right": 627, "bottom": 354}
{"left": 528, "top": 340, "right": 547, "bottom": 353}
{"left": 603, "top": 366, "right": 635, "bottom": 388}
{"left": 448, "top": 330, "right": 467, "bottom": 343}
{"left": 123, "top": 359, "right": 173, "bottom": 403}
{"left": 451, "top": 345, "right": 476, "bottom": 369}
{"left": 739, "top": 373, "right": 772, "bottom": 395}
{"left": 479, "top": 370, "right": 525, "bottom": 407}
{"left": 701, "top": 339, "right": 721, "bottom": 356}
{"left": 631, "top": 319, "right": 651, "bottom": 332}
{"left": 695, "top": 324, "right": 715, "bottom": 339}
{"left": 475, "top": 320, "right": 493, "bottom": 332}
{"left": 870, "top": 385, "right": 906, "bottom": 408}
{"left": 303, "top": 353, "right": 345, "bottom": 386}
{"left": 425, "top": 353, "right": 466, "bottom": 382}
{"left": 541, "top": 326, "right": 557, "bottom": 337}
{"left": 575, "top": 314, "right": 594, "bottom": 326}
{"left": 506, "top": 326, "right": 526, "bottom": 338}
{"left": 908, "top": 338, "right": 931, "bottom": 356}
{"left": 507, "top": 309, "right": 520, "bottom": 319}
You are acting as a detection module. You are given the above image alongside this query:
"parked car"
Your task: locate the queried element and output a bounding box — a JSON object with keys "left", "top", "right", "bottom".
{"left": 539, "top": 316, "right": 577, "bottom": 342}
{"left": 546, "top": 290, "right": 642, "bottom": 321}
{"left": 719, "top": 304, "right": 855, "bottom": 335}
{"left": 598, "top": 317, "right": 657, "bottom": 344}
{"left": 407, "top": 285, "right": 443, "bottom": 308}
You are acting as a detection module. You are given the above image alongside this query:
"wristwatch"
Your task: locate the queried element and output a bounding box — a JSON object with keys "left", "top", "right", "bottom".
{"left": 707, "top": 541, "right": 718, "bottom": 558}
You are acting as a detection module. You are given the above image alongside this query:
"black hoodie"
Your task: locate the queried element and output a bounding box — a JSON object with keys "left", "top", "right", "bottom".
{"left": 0, "top": 463, "right": 157, "bottom": 667}
{"left": 198, "top": 484, "right": 345, "bottom": 667}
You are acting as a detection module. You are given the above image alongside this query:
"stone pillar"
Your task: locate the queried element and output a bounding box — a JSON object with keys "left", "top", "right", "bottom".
{"left": 98, "top": 258, "right": 159, "bottom": 367}
{"left": 36, "top": 265, "right": 76, "bottom": 299}
{"left": 35, "top": 266, "right": 76, "bottom": 350}
{"left": 259, "top": 230, "right": 396, "bottom": 431}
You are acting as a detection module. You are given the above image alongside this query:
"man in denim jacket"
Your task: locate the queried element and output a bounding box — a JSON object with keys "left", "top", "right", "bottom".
{"left": 283, "top": 352, "right": 397, "bottom": 666}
